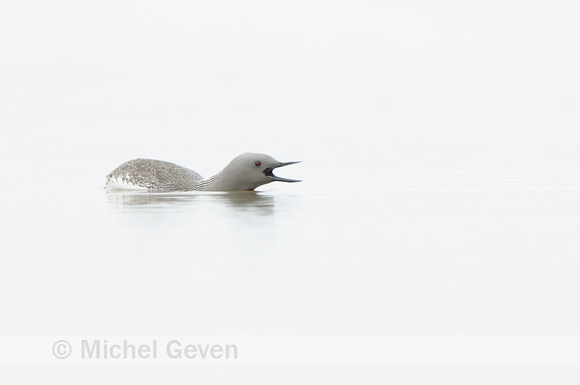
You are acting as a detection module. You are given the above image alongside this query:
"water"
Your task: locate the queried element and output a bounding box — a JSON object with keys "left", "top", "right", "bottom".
{"left": 2, "top": 155, "right": 579, "bottom": 337}
{"left": 2, "top": 144, "right": 579, "bottom": 383}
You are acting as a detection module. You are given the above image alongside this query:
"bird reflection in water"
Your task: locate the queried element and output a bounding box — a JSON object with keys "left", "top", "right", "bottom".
{"left": 106, "top": 191, "right": 276, "bottom": 215}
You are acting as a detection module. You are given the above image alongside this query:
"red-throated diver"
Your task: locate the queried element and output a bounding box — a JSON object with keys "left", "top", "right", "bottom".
{"left": 105, "top": 153, "right": 301, "bottom": 192}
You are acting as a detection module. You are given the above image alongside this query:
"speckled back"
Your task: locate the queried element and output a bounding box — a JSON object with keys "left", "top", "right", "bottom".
{"left": 106, "top": 158, "right": 203, "bottom": 191}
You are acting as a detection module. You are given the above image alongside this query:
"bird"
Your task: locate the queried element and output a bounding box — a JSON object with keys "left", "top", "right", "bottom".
{"left": 105, "top": 153, "right": 301, "bottom": 192}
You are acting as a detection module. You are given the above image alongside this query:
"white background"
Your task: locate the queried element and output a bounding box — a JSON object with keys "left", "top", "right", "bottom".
{"left": 1, "top": 1, "right": 579, "bottom": 383}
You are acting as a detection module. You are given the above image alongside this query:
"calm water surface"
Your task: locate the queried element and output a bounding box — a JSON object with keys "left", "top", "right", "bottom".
{"left": 2, "top": 159, "right": 579, "bottom": 336}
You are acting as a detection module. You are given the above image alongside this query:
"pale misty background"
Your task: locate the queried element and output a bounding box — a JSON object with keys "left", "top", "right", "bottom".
{"left": 1, "top": 1, "right": 579, "bottom": 383}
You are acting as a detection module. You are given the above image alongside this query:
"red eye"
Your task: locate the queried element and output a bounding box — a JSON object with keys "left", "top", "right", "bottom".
{"left": 255, "top": 160, "right": 262, "bottom": 167}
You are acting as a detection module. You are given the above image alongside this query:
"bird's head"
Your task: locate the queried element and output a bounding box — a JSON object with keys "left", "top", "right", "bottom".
{"left": 219, "top": 153, "right": 302, "bottom": 191}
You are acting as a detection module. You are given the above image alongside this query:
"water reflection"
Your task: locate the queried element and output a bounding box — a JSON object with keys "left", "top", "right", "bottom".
{"left": 106, "top": 191, "right": 276, "bottom": 215}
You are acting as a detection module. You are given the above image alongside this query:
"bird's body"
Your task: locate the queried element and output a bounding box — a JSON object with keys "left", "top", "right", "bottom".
{"left": 105, "top": 153, "right": 300, "bottom": 192}
{"left": 106, "top": 158, "right": 205, "bottom": 191}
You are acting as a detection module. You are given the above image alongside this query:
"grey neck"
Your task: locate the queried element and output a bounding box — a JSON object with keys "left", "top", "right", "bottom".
{"left": 194, "top": 171, "right": 223, "bottom": 191}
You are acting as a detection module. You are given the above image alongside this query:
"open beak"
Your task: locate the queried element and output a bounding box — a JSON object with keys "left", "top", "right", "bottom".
{"left": 263, "top": 161, "right": 302, "bottom": 183}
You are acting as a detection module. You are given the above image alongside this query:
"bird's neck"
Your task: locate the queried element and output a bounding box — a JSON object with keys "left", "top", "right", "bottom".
{"left": 195, "top": 166, "right": 263, "bottom": 192}
{"left": 195, "top": 171, "right": 223, "bottom": 191}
